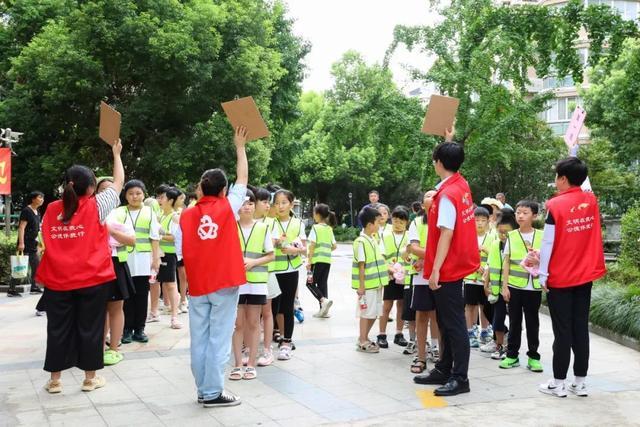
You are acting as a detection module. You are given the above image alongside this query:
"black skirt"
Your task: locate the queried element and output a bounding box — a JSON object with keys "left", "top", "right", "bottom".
{"left": 158, "top": 253, "right": 177, "bottom": 283}
{"left": 106, "top": 257, "right": 135, "bottom": 301}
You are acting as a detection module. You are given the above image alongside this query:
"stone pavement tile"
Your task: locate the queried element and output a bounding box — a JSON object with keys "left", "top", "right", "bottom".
{"left": 49, "top": 415, "right": 107, "bottom": 427}
{"left": 276, "top": 414, "right": 330, "bottom": 427}
{"left": 97, "top": 407, "right": 162, "bottom": 427}
{"left": 256, "top": 402, "right": 318, "bottom": 420}
{"left": 85, "top": 382, "right": 139, "bottom": 405}
{"left": 45, "top": 405, "right": 100, "bottom": 423}
{"left": 149, "top": 402, "right": 218, "bottom": 421}
{"left": 341, "top": 389, "right": 403, "bottom": 408}
{"left": 209, "top": 404, "right": 267, "bottom": 426}
{"left": 122, "top": 377, "right": 174, "bottom": 399}
{"left": 36, "top": 389, "right": 93, "bottom": 411}
{"left": 358, "top": 400, "right": 416, "bottom": 417}
{"left": 245, "top": 391, "right": 297, "bottom": 409}
{"left": 323, "top": 406, "right": 373, "bottom": 423}
{"left": 11, "top": 408, "right": 48, "bottom": 426}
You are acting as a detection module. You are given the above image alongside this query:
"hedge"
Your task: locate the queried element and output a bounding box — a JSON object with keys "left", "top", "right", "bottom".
{"left": 0, "top": 232, "right": 19, "bottom": 284}
{"left": 590, "top": 282, "right": 640, "bottom": 341}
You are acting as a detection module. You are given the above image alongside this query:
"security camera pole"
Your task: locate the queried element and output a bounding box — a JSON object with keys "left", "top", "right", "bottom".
{"left": 0, "top": 128, "right": 22, "bottom": 237}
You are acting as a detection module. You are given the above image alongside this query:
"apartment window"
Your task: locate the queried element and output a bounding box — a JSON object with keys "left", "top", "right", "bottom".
{"left": 588, "top": 0, "right": 639, "bottom": 21}
{"left": 542, "top": 97, "right": 582, "bottom": 123}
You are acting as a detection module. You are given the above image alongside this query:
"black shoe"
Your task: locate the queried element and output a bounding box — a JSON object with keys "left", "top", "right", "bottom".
{"left": 388, "top": 317, "right": 394, "bottom": 322}
{"left": 413, "top": 368, "right": 449, "bottom": 385}
{"left": 376, "top": 334, "right": 389, "bottom": 349}
{"left": 197, "top": 396, "right": 204, "bottom": 404}
{"left": 132, "top": 330, "right": 149, "bottom": 343}
{"left": 30, "top": 287, "right": 43, "bottom": 294}
{"left": 203, "top": 391, "right": 241, "bottom": 407}
{"left": 394, "top": 333, "right": 408, "bottom": 347}
{"left": 434, "top": 378, "right": 470, "bottom": 396}
{"left": 121, "top": 329, "right": 133, "bottom": 344}
{"left": 7, "top": 290, "right": 22, "bottom": 297}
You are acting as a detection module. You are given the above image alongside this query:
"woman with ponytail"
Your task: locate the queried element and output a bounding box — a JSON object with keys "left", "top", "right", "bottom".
{"left": 306, "top": 203, "right": 337, "bottom": 318}
{"left": 36, "top": 139, "right": 124, "bottom": 394}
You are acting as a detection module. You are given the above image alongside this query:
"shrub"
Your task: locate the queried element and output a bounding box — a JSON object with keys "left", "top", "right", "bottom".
{"left": 333, "top": 226, "right": 360, "bottom": 242}
{"left": 0, "top": 232, "right": 19, "bottom": 284}
{"left": 618, "top": 202, "right": 640, "bottom": 278}
{"left": 590, "top": 283, "right": 640, "bottom": 340}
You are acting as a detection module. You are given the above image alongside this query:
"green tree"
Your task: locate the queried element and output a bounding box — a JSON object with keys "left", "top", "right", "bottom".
{"left": 0, "top": 0, "right": 307, "bottom": 197}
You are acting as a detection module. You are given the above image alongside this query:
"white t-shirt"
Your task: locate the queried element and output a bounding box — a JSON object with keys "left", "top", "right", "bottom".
{"left": 504, "top": 230, "right": 536, "bottom": 291}
{"left": 272, "top": 218, "right": 307, "bottom": 274}
{"left": 408, "top": 220, "right": 428, "bottom": 285}
{"left": 238, "top": 222, "right": 274, "bottom": 296}
{"left": 105, "top": 213, "right": 136, "bottom": 257}
{"left": 120, "top": 207, "right": 161, "bottom": 277}
{"left": 435, "top": 177, "right": 456, "bottom": 230}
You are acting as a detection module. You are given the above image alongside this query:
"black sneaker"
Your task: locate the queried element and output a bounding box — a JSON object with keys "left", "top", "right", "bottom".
{"left": 132, "top": 330, "right": 149, "bottom": 343}
{"left": 203, "top": 391, "right": 241, "bottom": 407}
{"left": 121, "top": 329, "right": 133, "bottom": 344}
{"left": 376, "top": 334, "right": 389, "bottom": 349}
{"left": 197, "top": 395, "right": 204, "bottom": 404}
{"left": 394, "top": 333, "right": 408, "bottom": 347}
{"left": 7, "top": 290, "right": 22, "bottom": 298}
{"left": 30, "top": 288, "right": 43, "bottom": 294}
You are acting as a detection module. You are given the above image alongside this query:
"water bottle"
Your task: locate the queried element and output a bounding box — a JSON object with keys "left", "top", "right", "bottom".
{"left": 359, "top": 295, "right": 367, "bottom": 310}
{"left": 306, "top": 270, "right": 314, "bottom": 284}
{"left": 149, "top": 269, "right": 158, "bottom": 284}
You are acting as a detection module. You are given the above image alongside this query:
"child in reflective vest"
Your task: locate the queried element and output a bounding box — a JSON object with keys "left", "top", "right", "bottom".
{"left": 500, "top": 201, "right": 544, "bottom": 373}
{"left": 306, "top": 203, "right": 337, "bottom": 318}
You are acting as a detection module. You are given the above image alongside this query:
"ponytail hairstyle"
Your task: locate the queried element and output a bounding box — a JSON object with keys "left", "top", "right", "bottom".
{"left": 266, "top": 183, "right": 282, "bottom": 204}
{"left": 61, "top": 165, "right": 97, "bottom": 223}
{"left": 165, "top": 187, "right": 181, "bottom": 208}
{"left": 200, "top": 168, "right": 228, "bottom": 196}
{"left": 253, "top": 186, "right": 271, "bottom": 203}
{"left": 314, "top": 203, "right": 337, "bottom": 228}
{"left": 274, "top": 189, "right": 295, "bottom": 217}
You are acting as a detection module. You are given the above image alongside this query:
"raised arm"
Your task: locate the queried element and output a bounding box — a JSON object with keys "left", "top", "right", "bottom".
{"left": 234, "top": 126, "right": 248, "bottom": 186}
{"left": 111, "top": 139, "right": 124, "bottom": 193}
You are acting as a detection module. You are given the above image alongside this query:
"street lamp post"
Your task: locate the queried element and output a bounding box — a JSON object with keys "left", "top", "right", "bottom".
{"left": 348, "top": 192, "right": 353, "bottom": 228}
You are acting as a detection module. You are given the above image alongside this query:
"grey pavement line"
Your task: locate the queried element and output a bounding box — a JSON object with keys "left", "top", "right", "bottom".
{"left": 0, "top": 336, "right": 358, "bottom": 373}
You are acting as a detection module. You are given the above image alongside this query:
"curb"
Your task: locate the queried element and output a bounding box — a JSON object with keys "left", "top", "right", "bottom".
{"left": 540, "top": 305, "right": 640, "bottom": 352}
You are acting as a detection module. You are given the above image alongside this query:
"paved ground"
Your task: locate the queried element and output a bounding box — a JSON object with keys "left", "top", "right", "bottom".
{"left": 1, "top": 244, "right": 639, "bottom": 426}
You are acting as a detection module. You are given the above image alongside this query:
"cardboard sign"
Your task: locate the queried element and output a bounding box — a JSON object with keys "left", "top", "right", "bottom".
{"left": 564, "top": 105, "right": 586, "bottom": 149}
{"left": 421, "top": 95, "right": 460, "bottom": 137}
{"left": 221, "top": 96, "right": 270, "bottom": 142}
{"left": 0, "top": 148, "right": 11, "bottom": 195}
{"left": 99, "top": 101, "right": 121, "bottom": 146}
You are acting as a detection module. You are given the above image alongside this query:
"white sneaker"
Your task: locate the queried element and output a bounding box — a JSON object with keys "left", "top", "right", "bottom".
{"left": 319, "top": 299, "right": 333, "bottom": 317}
{"left": 35, "top": 310, "right": 46, "bottom": 317}
{"left": 491, "top": 345, "right": 507, "bottom": 360}
{"left": 146, "top": 313, "right": 160, "bottom": 323}
{"left": 179, "top": 302, "right": 188, "bottom": 313}
{"left": 568, "top": 382, "right": 588, "bottom": 397}
{"left": 539, "top": 379, "right": 567, "bottom": 398}
{"left": 277, "top": 345, "right": 292, "bottom": 361}
{"left": 480, "top": 340, "right": 497, "bottom": 353}
{"left": 257, "top": 348, "right": 274, "bottom": 366}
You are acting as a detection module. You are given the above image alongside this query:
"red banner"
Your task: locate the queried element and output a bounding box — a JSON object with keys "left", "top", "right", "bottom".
{"left": 0, "top": 148, "right": 11, "bottom": 195}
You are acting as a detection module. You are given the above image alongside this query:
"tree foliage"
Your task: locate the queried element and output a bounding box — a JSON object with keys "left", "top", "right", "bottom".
{"left": 0, "top": 0, "right": 308, "bottom": 198}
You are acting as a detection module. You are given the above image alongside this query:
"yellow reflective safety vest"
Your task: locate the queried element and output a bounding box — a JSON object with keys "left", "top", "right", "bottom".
{"left": 238, "top": 221, "right": 270, "bottom": 284}
{"left": 408, "top": 217, "right": 428, "bottom": 276}
{"left": 507, "top": 229, "right": 542, "bottom": 289}
{"left": 159, "top": 211, "right": 177, "bottom": 255}
{"left": 273, "top": 217, "right": 303, "bottom": 272}
{"left": 261, "top": 217, "right": 276, "bottom": 273}
{"left": 352, "top": 233, "right": 387, "bottom": 289}
{"left": 487, "top": 238, "right": 504, "bottom": 296}
{"left": 310, "top": 223, "right": 334, "bottom": 264}
{"left": 382, "top": 229, "right": 411, "bottom": 285}
{"left": 465, "top": 232, "right": 495, "bottom": 283}
{"left": 114, "top": 206, "right": 153, "bottom": 253}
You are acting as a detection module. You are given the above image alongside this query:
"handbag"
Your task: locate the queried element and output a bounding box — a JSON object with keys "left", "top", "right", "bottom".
{"left": 10, "top": 251, "right": 29, "bottom": 279}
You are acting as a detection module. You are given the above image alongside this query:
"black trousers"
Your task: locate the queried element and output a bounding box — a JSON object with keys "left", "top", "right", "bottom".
{"left": 506, "top": 287, "right": 542, "bottom": 360}
{"left": 433, "top": 279, "right": 470, "bottom": 381}
{"left": 271, "top": 271, "right": 298, "bottom": 340}
{"left": 307, "top": 262, "right": 330, "bottom": 306}
{"left": 124, "top": 276, "right": 150, "bottom": 332}
{"left": 492, "top": 294, "right": 508, "bottom": 333}
{"left": 43, "top": 283, "right": 109, "bottom": 372}
{"left": 27, "top": 251, "right": 40, "bottom": 292}
{"left": 547, "top": 282, "right": 592, "bottom": 379}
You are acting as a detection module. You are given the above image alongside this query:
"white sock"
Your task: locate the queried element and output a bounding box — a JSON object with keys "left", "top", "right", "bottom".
{"left": 574, "top": 376, "right": 586, "bottom": 386}
{"left": 553, "top": 378, "right": 565, "bottom": 387}
{"left": 431, "top": 339, "right": 439, "bottom": 348}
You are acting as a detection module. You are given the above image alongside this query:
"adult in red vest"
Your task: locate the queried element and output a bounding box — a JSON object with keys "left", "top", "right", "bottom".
{"left": 177, "top": 126, "right": 248, "bottom": 408}
{"left": 538, "top": 157, "right": 606, "bottom": 398}
{"left": 414, "top": 127, "right": 479, "bottom": 396}
{"left": 36, "top": 140, "right": 124, "bottom": 394}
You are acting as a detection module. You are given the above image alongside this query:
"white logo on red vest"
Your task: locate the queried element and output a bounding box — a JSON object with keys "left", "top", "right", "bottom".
{"left": 197, "top": 215, "right": 219, "bottom": 240}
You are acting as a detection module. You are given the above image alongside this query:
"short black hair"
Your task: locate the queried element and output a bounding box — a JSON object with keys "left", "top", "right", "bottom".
{"left": 200, "top": 168, "right": 227, "bottom": 196}
{"left": 474, "top": 207, "right": 490, "bottom": 218}
{"left": 432, "top": 142, "right": 465, "bottom": 172}
{"left": 368, "top": 190, "right": 379, "bottom": 196}
{"left": 156, "top": 184, "right": 171, "bottom": 196}
{"left": 245, "top": 189, "right": 256, "bottom": 204}
{"left": 391, "top": 205, "right": 410, "bottom": 222}
{"left": 516, "top": 200, "right": 539, "bottom": 215}
{"left": 124, "top": 179, "right": 146, "bottom": 194}
{"left": 498, "top": 208, "right": 518, "bottom": 229}
{"left": 27, "top": 191, "right": 44, "bottom": 204}
{"left": 165, "top": 187, "right": 181, "bottom": 206}
{"left": 359, "top": 206, "right": 380, "bottom": 227}
{"left": 555, "top": 157, "right": 588, "bottom": 186}
{"left": 411, "top": 201, "right": 422, "bottom": 213}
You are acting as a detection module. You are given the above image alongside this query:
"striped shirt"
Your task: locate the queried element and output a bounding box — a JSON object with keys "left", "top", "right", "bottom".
{"left": 96, "top": 187, "right": 120, "bottom": 223}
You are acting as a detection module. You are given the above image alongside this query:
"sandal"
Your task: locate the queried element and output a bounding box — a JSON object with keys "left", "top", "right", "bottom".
{"left": 243, "top": 367, "right": 257, "bottom": 380}
{"left": 356, "top": 340, "right": 380, "bottom": 353}
{"left": 411, "top": 358, "right": 427, "bottom": 374}
{"left": 228, "top": 367, "right": 243, "bottom": 381}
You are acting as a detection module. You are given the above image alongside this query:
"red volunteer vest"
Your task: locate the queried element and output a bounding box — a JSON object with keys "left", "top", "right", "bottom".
{"left": 36, "top": 197, "right": 115, "bottom": 291}
{"left": 180, "top": 195, "right": 246, "bottom": 296}
{"left": 545, "top": 187, "right": 606, "bottom": 288}
{"left": 424, "top": 173, "right": 480, "bottom": 282}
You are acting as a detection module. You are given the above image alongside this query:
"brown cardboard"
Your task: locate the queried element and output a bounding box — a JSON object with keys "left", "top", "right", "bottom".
{"left": 99, "top": 101, "right": 121, "bottom": 146}
{"left": 221, "top": 96, "right": 270, "bottom": 142}
{"left": 421, "top": 95, "right": 460, "bottom": 137}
